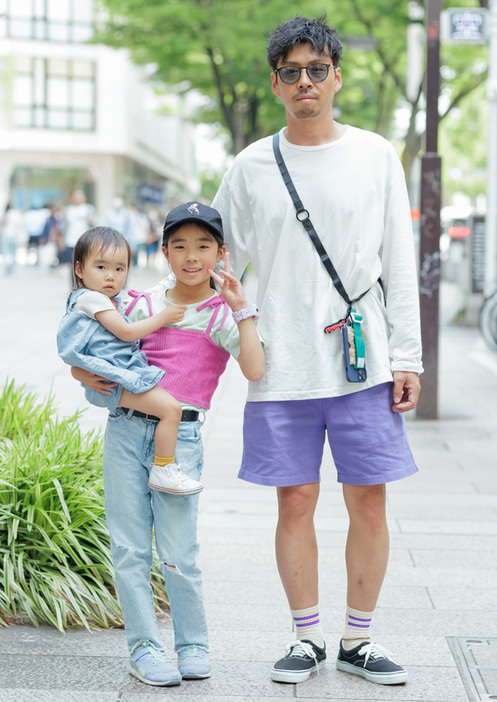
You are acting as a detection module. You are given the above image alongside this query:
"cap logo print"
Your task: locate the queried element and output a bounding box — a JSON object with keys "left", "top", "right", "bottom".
{"left": 188, "top": 203, "right": 200, "bottom": 216}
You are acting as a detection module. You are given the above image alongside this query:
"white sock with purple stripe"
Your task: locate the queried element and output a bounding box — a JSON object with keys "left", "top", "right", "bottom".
{"left": 342, "top": 606, "right": 374, "bottom": 650}
{"left": 291, "top": 605, "right": 323, "bottom": 648}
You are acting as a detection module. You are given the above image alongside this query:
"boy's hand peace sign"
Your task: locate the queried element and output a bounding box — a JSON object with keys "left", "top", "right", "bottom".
{"left": 208, "top": 253, "right": 249, "bottom": 313}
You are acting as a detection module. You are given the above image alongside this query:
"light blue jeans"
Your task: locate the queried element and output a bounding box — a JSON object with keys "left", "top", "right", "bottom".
{"left": 102, "top": 408, "right": 209, "bottom": 653}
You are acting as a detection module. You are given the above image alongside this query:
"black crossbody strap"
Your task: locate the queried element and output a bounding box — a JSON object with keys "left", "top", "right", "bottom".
{"left": 272, "top": 132, "right": 373, "bottom": 308}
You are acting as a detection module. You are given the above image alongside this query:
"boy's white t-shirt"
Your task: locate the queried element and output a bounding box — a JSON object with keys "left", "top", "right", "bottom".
{"left": 212, "top": 125, "right": 423, "bottom": 403}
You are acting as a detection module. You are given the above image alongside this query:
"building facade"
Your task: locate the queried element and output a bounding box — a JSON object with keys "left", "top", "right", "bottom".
{"left": 0, "top": 0, "right": 200, "bottom": 217}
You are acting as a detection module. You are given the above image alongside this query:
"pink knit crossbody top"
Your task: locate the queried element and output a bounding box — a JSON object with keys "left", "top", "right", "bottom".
{"left": 125, "top": 291, "right": 231, "bottom": 409}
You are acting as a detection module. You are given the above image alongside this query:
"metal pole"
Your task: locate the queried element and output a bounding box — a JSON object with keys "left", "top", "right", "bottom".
{"left": 417, "top": 0, "right": 442, "bottom": 419}
{"left": 485, "top": 0, "right": 497, "bottom": 297}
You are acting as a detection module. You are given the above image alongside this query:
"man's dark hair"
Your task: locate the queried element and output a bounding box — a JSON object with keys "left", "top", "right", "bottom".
{"left": 266, "top": 15, "right": 343, "bottom": 71}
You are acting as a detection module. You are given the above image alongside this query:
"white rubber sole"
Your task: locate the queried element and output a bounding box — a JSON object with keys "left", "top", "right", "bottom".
{"left": 148, "top": 482, "right": 203, "bottom": 496}
{"left": 129, "top": 666, "right": 182, "bottom": 686}
{"left": 180, "top": 669, "right": 212, "bottom": 679}
{"left": 271, "top": 659, "right": 326, "bottom": 683}
{"left": 336, "top": 659, "right": 408, "bottom": 685}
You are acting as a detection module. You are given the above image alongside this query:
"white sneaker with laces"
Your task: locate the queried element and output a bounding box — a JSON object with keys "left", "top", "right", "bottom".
{"left": 148, "top": 463, "right": 204, "bottom": 496}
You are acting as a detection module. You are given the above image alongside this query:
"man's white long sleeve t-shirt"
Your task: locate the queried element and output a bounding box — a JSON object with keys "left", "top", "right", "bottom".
{"left": 213, "top": 125, "right": 423, "bottom": 402}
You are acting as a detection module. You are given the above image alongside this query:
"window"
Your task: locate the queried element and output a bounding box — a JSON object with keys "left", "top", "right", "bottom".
{"left": 0, "top": 0, "right": 94, "bottom": 43}
{"left": 12, "top": 57, "right": 95, "bottom": 130}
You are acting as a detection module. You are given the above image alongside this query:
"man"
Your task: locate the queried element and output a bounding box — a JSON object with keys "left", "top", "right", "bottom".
{"left": 212, "top": 15, "right": 422, "bottom": 687}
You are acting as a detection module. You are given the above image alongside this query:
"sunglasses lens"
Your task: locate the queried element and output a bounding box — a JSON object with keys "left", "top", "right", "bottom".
{"left": 279, "top": 67, "right": 300, "bottom": 84}
{"left": 308, "top": 65, "right": 329, "bottom": 81}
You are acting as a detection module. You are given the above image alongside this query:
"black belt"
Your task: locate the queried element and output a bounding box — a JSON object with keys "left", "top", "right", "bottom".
{"left": 122, "top": 408, "right": 200, "bottom": 422}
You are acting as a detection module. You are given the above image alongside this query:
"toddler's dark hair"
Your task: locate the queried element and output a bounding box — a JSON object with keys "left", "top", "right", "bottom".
{"left": 73, "top": 226, "right": 131, "bottom": 290}
{"left": 266, "top": 15, "right": 343, "bottom": 71}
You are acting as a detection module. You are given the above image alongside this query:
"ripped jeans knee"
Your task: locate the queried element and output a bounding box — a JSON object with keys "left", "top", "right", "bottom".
{"left": 162, "top": 558, "right": 183, "bottom": 575}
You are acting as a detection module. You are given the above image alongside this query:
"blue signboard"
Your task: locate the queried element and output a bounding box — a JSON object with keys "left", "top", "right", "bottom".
{"left": 139, "top": 184, "right": 164, "bottom": 204}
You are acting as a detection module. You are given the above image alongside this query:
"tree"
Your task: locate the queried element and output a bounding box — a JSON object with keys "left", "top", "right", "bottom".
{"left": 329, "top": 0, "right": 488, "bottom": 186}
{"left": 95, "top": 0, "right": 489, "bottom": 189}
{"left": 95, "top": 0, "right": 418, "bottom": 153}
{"left": 440, "top": 81, "right": 488, "bottom": 203}
{"left": 95, "top": 0, "right": 323, "bottom": 154}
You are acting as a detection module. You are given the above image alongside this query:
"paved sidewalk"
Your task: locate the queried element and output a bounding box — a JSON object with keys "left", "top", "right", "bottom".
{"left": 1, "top": 267, "right": 497, "bottom": 701}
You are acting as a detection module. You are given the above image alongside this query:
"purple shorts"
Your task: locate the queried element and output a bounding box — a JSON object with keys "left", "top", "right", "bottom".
{"left": 239, "top": 382, "right": 418, "bottom": 487}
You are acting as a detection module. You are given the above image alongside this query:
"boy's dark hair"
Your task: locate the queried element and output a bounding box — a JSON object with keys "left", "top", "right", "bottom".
{"left": 73, "top": 226, "right": 131, "bottom": 290}
{"left": 266, "top": 15, "right": 343, "bottom": 71}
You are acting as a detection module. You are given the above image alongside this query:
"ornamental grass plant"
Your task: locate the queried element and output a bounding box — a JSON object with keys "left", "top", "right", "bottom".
{"left": 0, "top": 380, "right": 168, "bottom": 631}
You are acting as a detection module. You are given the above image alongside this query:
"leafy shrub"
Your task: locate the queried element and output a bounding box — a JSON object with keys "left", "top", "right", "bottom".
{"left": 0, "top": 381, "right": 168, "bottom": 631}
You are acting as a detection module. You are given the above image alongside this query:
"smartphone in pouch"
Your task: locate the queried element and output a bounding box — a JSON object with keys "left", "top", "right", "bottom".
{"left": 342, "top": 324, "right": 367, "bottom": 383}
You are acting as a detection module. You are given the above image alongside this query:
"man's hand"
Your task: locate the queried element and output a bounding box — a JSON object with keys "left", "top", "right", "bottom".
{"left": 392, "top": 371, "right": 421, "bottom": 413}
{"left": 71, "top": 367, "right": 117, "bottom": 395}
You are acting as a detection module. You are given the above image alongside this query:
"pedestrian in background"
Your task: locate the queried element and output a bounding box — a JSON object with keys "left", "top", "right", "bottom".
{"left": 213, "top": 14, "right": 422, "bottom": 688}
{"left": 62, "top": 188, "right": 96, "bottom": 266}
{"left": 22, "top": 202, "right": 49, "bottom": 266}
{"left": 105, "top": 195, "right": 135, "bottom": 264}
{"left": 39, "top": 202, "right": 62, "bottom": 268}
{"left": 0, "top": 203, "right": 25, "bottom": 274}
{"left": 129, "top": 205, "right": 151, "bottom": 266}
{"left": 144, "top": 209, "right": 163, "bottom": 268}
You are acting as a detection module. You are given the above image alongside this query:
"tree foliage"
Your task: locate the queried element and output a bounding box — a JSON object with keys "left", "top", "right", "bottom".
{"left": 95, "top": 0, "right": 489, "bottom": 191}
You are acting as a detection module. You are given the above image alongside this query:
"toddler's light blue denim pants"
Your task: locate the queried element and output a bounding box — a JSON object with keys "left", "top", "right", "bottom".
{"left": 103, "top": 408, "right": 209, "bottom": 653}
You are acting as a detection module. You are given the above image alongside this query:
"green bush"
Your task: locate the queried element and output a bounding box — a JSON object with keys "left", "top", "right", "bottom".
{"left": 0, "top": 380, "right": 168, "bottom": 631}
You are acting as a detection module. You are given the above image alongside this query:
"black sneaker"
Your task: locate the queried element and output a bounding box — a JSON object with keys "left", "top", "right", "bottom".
{"left": 336, "top": 640, "right": 407, "bottom": 685}
{"left": 271, "top": 639, "right": 326, "bottom": 683}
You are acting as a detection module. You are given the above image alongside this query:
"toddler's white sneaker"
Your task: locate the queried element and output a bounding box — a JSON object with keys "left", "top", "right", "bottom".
{"left": 148, "top": 463, "right": 203, "bottom": 496}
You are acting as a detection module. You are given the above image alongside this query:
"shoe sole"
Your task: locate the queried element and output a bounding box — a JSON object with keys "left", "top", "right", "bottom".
{"left": 271, "top": 660, "right": 326, "bottom": 683}
{"left": 148, "top": 483, "right": 204, "bottom": 495}
{"left": 129, "top": 667, "right": 182, "bottom": 686}
{"left": 180, "top": 670, "right": 212, "bottom": 679}
{"left": 336, "top": 659, "right": 408, "bottom": 685}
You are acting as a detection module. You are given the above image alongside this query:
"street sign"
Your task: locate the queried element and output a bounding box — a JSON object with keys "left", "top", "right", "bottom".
{"left": 441, "top": 8, "right": 487, "bottom": 43}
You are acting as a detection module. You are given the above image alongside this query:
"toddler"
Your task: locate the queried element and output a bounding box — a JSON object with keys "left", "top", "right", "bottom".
{"left": 57, "top": 226, "right": 202, "bottom": 496}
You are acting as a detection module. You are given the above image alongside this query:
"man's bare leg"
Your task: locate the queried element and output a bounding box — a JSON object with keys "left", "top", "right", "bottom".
{"left": 275, "top": 482, "right": 320, "bottom": 608}
{"left": 337, "top": 483, "right": 407, "bottom": 685}
{"left": 342, "top": 483, "right": 389, "bottom": 612}
{"left": 271, "top": 483, "right": 326, "bottom": 684}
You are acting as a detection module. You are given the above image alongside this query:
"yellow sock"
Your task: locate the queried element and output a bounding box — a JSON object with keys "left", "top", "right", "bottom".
{"left": 154, "top": 455, "right": 175, "bottom": 466}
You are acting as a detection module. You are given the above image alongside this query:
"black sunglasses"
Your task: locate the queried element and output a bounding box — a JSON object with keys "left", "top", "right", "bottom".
{"left": 274, "top": 63, "right": 335, "bottom": 85}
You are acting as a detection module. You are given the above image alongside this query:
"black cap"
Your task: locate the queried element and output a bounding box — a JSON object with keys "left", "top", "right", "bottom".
{"left": 163, "top": 202, "right": 224, "bottom": 241}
